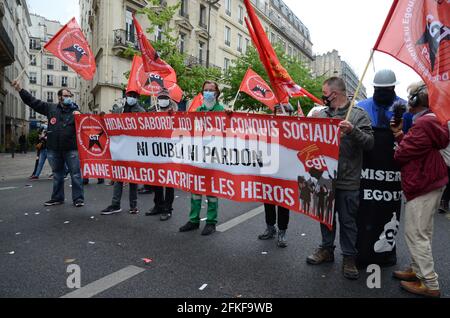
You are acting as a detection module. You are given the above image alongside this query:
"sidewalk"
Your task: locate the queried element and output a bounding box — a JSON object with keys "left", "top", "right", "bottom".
{"left": 0, "top": 153, "right": 52, "bottom": 181}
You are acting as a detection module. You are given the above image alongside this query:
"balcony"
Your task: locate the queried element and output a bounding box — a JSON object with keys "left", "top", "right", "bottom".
{"left": 112, "top": 29, "right": 139, "bottom": 56}
{"left": 0, "top": 23, "right": 14, "bottom": 67}
{"left": 185, "top": 55, "right": 221, "bottom": 71}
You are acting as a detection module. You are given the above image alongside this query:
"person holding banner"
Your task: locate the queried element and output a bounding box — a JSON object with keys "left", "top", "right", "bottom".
{"left": 306, "top": 77, "right": 374, "bottom": 280}
{"left": 12, "top": 80, "right": 85, "bottom": 207}
{"left": 258, "top": 104, "right": 294, "bottom": 248}
{"left": 390, "top": 82, "right": 449, "bottom": 298}
{"left": 146, "top": 89, "right": 178, "bottom": 221}
{"left": 179, "top": 81, "right": 225, "bottom": 236}
{"left": 101, "top": 89, "right": 146, "bottom": 216}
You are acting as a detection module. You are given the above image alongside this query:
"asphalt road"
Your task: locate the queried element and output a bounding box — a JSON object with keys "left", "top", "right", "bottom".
{"left": 0, "top": 173, "right": 449, "bottom": 298}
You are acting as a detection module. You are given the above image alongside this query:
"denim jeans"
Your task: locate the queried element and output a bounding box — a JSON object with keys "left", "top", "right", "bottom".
{"left": 47, "top": 150, "right": 84, "bottom": 203}
{"left": 34, "top": 148, "right": 48, "bottom": 177}
{"left": 112, "top": 182, "right": 138, "bottom": 209}
{"left": 320, "top": 189, "right": 359, "bottom": 256}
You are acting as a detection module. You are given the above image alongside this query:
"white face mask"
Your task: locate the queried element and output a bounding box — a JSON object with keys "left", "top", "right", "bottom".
{"left": 126, "top": 97, "right": 137, "bottom": 106}
{"left": 158, "top": 99, "right": 170, "bottom": 108}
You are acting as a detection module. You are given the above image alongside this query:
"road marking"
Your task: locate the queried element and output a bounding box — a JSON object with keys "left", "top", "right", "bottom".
{"left": 199, "top": 284, "right": 208, "bottom": 291}
{"left": 60, "top": 265, "right": 145, "bottom": 298}
{"left": 217, "top": 206, "right": 265, "bottom": 232}
{"left": 0, "top": 187, "right": 17, "bottom": 191}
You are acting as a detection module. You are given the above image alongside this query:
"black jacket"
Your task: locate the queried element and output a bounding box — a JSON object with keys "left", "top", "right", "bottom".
{"left": 19, "top": 89, "right": 80, "bottom": 151}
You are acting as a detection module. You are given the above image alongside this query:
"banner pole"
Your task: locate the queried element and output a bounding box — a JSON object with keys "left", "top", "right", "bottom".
{"left": 13, "top": 47, "right": 44, "bottom": 83}
{"left": 231, "top": 92, "right": 240, "bottom": 111}
{"left": 345, "top": 50, "right": 374, "bottom": 121}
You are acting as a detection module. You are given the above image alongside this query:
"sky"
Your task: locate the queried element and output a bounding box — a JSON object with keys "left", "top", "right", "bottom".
{"left": 26, "top": 0, "right": 421, "bottom": 99}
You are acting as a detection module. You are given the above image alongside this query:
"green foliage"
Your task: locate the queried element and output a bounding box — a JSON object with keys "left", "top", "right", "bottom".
{"left": 28, "top": 130, "right": 39, "bottom": 147}
{"left": 123, "top": 1, "right": 223, "bottom": 101}
{"left": 223, "top": 45, "right": 324, "bottom": 115}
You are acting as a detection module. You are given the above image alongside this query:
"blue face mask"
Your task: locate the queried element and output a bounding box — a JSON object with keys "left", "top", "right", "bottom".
{"left": 63, "top": 97, "right": 73, "bottom": 106}
{"left": 126, "top": 97, "right": 137, "bottom": 106}
{"left": 203, "top": 91, "right": 216, "bottom": 103}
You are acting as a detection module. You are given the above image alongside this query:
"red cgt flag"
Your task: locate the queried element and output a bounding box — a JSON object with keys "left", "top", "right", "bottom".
{"left": 44, "top": 18, "right": 96, "bottom": 80}
{"left": 127, "top": 55, "right": 183, "bottom": 102}
{"left": 374, "top": 0, "right": 450, "bottom": 124}
{"left": 188, "top": 93, "right": 204, "bottom": 112}
{"left": 239, "top": 69, "right": 278, "bottom": 110}
{"left": 133, "top": 14, "right": 174, "bottom": 77}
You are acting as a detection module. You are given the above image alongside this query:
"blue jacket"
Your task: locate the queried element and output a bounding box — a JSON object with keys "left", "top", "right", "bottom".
{"left": 358, "top": 97, "right": 407, "bottom": 129}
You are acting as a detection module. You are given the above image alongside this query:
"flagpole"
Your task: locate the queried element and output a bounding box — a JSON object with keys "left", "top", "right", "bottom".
{"left": 13, "top": 47, "right": 44, "bottom": 83}
{"left": 231, "top": 92, "right": 240, "bottom": 111}
{"left": 345, "top": 50, "right": 374, "bottom": 121}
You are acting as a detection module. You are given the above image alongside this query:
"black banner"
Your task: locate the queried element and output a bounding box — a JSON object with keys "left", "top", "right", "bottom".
{"left": 356, "top": 128, "right": 402, "bottom": 267}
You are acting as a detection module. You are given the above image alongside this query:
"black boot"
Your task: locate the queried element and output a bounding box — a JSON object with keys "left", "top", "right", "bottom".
{"left": 277, "top": 230, "right": 287, "bottom": 248}
{"left": 258, "top": 225, "right": 277, "bottom": 240}
{"left": 179, "top": 221, "right": 200, "bottom": 232}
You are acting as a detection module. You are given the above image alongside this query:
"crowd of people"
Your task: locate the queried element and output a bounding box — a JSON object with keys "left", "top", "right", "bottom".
{"left": 11, "top": 69, "right": 450, "bottom": 298}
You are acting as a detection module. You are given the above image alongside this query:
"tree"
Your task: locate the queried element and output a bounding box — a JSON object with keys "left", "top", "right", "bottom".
{"left": 123, "top": 0, "right": 221, "bottom": 103}
{"left": 222, "top": 46, "right": 324, "bottom": 115}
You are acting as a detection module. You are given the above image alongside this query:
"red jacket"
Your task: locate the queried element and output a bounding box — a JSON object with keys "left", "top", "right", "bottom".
{"left": 394, "top": 111, "right": 449, "bottom": 201}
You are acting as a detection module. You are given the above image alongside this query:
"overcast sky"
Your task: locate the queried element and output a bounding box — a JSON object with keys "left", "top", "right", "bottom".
{"left": 26, "top": 0, "right": 421, "bottom": 99}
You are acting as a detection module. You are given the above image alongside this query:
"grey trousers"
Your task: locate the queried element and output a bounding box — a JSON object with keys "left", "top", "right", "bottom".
{"left": 112, "top": 182, "right": 138, "bottom": 209}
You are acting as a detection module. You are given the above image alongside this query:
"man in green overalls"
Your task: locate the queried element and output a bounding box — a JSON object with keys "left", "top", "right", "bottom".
{"left": 179, "top": 81, "right": 225, "bottom": 236}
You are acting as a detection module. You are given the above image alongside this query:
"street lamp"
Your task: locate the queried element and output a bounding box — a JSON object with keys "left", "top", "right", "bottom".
{"left": 206, "top": 0, "right": 219, "bottom": 68}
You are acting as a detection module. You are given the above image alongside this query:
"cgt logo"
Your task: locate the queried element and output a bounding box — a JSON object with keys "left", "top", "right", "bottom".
{"left": 245, "top": 75, "right": 275, "bottom": 102}
{"left": 77, "top": 116, "right": 110, "bottom": 157}
{"left": 305, "top": 155, "right": 328, "bottom": 171}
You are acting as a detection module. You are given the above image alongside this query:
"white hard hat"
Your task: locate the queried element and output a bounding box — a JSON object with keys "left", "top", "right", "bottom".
{"left": 372, "top": 69, "right": 400, "bottom": 87}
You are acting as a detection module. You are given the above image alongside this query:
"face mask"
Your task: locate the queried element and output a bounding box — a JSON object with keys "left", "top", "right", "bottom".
{"left": 158, "top": 99, "right": 170, "bottom": 108}
{"left": 373, "top": 88, "right": 396, "bottom": 107}
{"left": 126, "top": 97, "right": 137, "bottom": 106}
{"left": 63, "top": 97, "right": 73, "bottom": 106}
{"left": 203, "top": 91, "right": 216, "bottom": 104}
{"left": 322, "top": 93, "right": 335, "bottom": 107}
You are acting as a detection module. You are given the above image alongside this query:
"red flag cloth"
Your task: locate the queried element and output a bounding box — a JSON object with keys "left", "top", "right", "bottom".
{"left": 239, "top": 69, "right": 278, "bottom": 110}
{"left": 44, "top": 17, "right": 96, "bottom": 80}
{"left": 133, "top": 15, "right": 174, "bottom": 77}
{"left": 297, "top": 100, "right": 305, "bottom": 117}
{"left": 127, "top": 55, "right": 183, "bottom": 102}
{"left": 373, "top": 0, "right": 450, "bottom": 124}
{"left": 188, "top": 94, "right": 203, "bottom": 112}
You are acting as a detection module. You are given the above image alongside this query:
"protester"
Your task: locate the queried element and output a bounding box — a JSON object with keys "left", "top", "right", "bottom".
{"left": 12, "top": 80, "right": 84, "bottom": 207}
{"left": 179, "top": 81, "right": 225, "bottom": 236}
{"left": 145, "top": 89, "right": 178, "bottom": 221}
{"left": 390, "top": 82, "right": 449, "bottom": 298}
{"left": 258, "top": 103, "right": 294, "bottom": 248}
{"left": 101, "top": 89, "right": 145, "bottom": 215}
{"left": 30, "top": 129, "right": 48, "bottom": 179}
{"left": 306, "top": 77, "right": 374, "bottom": 280}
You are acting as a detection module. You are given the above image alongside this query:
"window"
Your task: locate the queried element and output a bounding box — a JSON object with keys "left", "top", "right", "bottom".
{"left": 224, "top": 26, "right": 231, "bottom": 47}
{"left": 238, "top": 5, "right": 244, "bottom": 24}
{"left": 30, "top": 109, "right": 36, "bottom": 119}
{"left": 237, "top": 34, "right": 243, "bottom": 53}
{"left": 47, "top": 58, "right": 54, "bottom": 70}
{"left": 288, "top": 45, "right": 293, "bottom": 57}
{"left": 180, "top": 0, "right": 188, "bottom": 18}
{"left": 30, "top": 55, "right": 36, "bottom": 66}
{"left": 125, "top": 9, "right": 135, "bottom": 43}
{"left": 198, "top": 42, "right": 205, "bottom": 64}
{"left": 47, "top": 75, "right": 54, "bottom": 86}
{"left": 61, "top": 63, "right": 68, "bottom": 71}
{"left": 224, "top": 58, "right": 230, "bottom": 71}
{"left": 29, "top": 38, "right": 40, "bottom": 50}
{"left": 271, "top": 32, "right": 276, "bottom": 45}
{"left": 29, "top": 72, "right": 37, "bottom": 84}
{"left": 225, "top": 0, "right": 232, "bottom": 16}
{"left": 47, "top": 92, "right": 54, "bottom": 103}
{"left": 156, "top": 25, "right": 163, "bottom": 41}
{"left": 245, "top": 38, "right": 250, "bottom": 52}
{"left": 61, "top": 76, "right": 68, "bottom": 87}
{"left": 179, "top": 33, "right": 186, "bottom": 54}
{"left": 199, "top": 5, "right": 207, "bottom": 29}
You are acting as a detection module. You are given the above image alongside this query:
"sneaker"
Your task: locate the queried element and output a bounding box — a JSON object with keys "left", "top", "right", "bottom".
{"left": 74, "top": 200, "right": 85, "bottom": 207}
{"left": 97, "top": 179, "right": 105, "bottom": 185}
{"left": 343, "top": 256, "right": 360, "bottom": 280}
{"left": 400, "top": 280, "right": 440, "bottom": 298}
{"left": 306, "top": 247, "right": 335, "bottom": 265}
{"left": 393, "top": 268, "right": 419, "bottom": 281}
{"left": 201, "top": 224, "right": 216, "bottom": 236}
{"left": 277, "top": 230, "right": 288, "bottom": 248}
{"left": 101, "top": 206, "right": 122, "bottom": 215}
{"left": 160, "top": 211, "right": 172, "bottom": 221}
{"left": 258, "top": 225, "right": 277, "bottom": 240}
{"left": 44, "top": 200, "right": 64, "bottom": 206}
{"left": 29, "top": 175, "right": 39, "bottom": 180}
{"left": 83, "top": 179, "right": 89, "bottom": 185}
{"left": 179, "top": 221, "right": 200, "bottom": 232}
{"left": 129, "top": 207, "right": 139, "bottom": 215}
{"left": 138, "top": 188, "right": 153, "bottom": 195}
{"left": 145, "top": 206, "right": 163, "bottom": 216}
